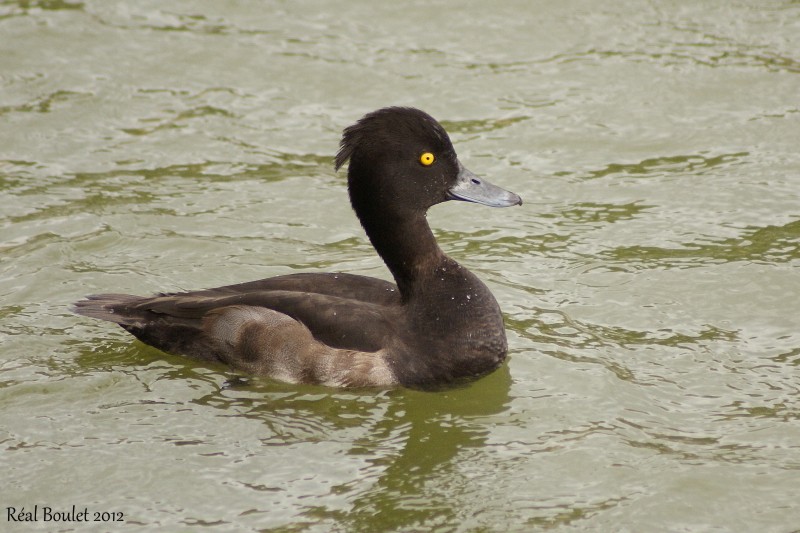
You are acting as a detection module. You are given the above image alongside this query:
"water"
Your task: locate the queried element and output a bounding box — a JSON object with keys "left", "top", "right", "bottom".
{"left": 1, "top": 1, "right": 799, "bottom": 531}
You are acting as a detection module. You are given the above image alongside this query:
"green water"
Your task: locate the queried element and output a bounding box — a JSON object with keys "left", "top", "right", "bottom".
{"left": 1, "top": 1, "right": 799, "bottom": 531}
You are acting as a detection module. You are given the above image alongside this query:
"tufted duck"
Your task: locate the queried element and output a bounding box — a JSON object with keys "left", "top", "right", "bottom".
{"left": 74, "top": 107, "right": 522, "bottom": 388}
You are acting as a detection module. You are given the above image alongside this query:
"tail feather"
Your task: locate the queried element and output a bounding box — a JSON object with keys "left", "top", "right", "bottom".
{"left": 73, "top": 293, "right": 219, "bottom": 362}
{"left": 72, "top": 294, "right": 151, "bottom": 326}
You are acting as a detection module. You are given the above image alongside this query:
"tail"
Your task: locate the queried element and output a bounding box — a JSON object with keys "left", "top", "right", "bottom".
{"left": 72, "top": 293, "right": 151, "bottom": 327}
{"left": 73, "top": 293, "right": 219, "bottom": 362}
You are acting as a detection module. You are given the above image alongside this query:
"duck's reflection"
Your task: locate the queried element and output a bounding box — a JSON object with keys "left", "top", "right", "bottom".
{"left": 331, "top": 363, "right": 512, "bottom": 530}
{"left": 180, "top": 354, "right": 512, "bottom": 529}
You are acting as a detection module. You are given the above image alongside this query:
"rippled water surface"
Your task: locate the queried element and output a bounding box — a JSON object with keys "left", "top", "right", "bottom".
{"left": 2, "top": 1, "right": 799, "bottom": 531}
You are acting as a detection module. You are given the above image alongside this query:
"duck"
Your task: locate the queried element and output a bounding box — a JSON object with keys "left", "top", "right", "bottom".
{"left": 74, "top": 107, "right": 522, "bottom": 388}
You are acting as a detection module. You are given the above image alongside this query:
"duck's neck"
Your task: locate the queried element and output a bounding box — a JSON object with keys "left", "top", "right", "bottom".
{"left": 360, "top": 209, "right": 447, "bottom": 298}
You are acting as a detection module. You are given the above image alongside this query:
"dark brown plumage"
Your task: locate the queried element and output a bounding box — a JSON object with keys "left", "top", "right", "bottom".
{"left": 74, "top": 107, "right": 522, "bottom": 388}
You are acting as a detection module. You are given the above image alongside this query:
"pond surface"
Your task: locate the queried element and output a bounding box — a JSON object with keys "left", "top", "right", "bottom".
{"left": 1, "top": 1, "right": 799, "bottom": 531}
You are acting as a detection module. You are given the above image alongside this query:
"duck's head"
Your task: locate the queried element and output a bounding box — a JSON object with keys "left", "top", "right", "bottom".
{"left": 335, "top": 107, "right": 522, "bottom": 219}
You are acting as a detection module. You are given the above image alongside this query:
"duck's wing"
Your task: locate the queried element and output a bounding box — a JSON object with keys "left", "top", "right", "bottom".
{"left": 74, "top": 273, "right": 405, "bottom": 383}
{"left": 190, "top": 272, "right": 400, "bottom": 305}
{"left": 146, "top": 289, "right": 399, "bottom": 351}
{"left": 75, "top": 287, "right": 400, "bottom": 356}
{"left": 75, "top": 289, "right": 402, "bottom": 387}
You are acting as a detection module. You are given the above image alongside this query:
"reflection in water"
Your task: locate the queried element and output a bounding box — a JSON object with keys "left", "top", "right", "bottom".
{"left": 72, "top": 334, "right": 513, "bottom": 530}
{"left": 189, "top": 364, "right": 513, "bottom": 530}
{"left": 330, "top": 366, "right": 511, "bottom": 531}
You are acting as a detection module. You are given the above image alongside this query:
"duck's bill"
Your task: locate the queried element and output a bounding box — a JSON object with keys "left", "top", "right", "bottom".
{"left": 447, "top": 162, "right": 522, "bottom": 207}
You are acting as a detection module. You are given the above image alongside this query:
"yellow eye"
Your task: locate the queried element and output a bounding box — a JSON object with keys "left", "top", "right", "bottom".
{"left": 419, "top": 152, "right": 435, "bottom": 166}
